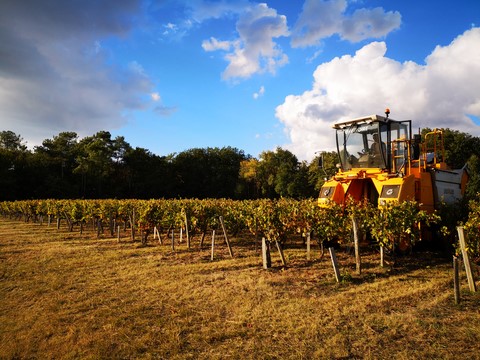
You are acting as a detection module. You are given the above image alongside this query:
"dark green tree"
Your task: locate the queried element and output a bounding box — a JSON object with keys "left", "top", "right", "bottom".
{"left": 0, "top": 131, "right": 34, "bottom": 200}
{"left": 256, "top": 147, "right": 299, "bottom": 198}
{"left": 173, "top": 147, "right": 247, "bottom": 199}
{"left": 442, "top": 129, "right": 480, "bottom": 169}
{"left": 122, "top": 147, "right": 173, "bottom": 198}
{"left": 0, "top": 130, "right": 27, "bottom": 151}
{"left": 289, "top": 161, "right": 316, "bottom": 198}
{"left": 466, "top": 154, "right": 480, "bottom": 199}
{"left": 74, "top": 131, "right": 117, "bottom": 198}
{"left": 33, "top": 132, "right": 80, "bottom": 198}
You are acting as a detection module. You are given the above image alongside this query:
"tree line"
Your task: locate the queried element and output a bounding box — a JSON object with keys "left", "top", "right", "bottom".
{"left": 1, "top": 128, "right": 480, "bottom": 201}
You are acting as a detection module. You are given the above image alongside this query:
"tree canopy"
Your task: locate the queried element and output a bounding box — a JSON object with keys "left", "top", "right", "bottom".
{"left": 0, "top": 128, "right": 479, "bottom": 201}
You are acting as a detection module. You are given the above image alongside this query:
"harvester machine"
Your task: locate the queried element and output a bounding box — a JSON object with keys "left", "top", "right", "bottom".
{"left": 318, "top": 109, "right": 469, "bottom": 214}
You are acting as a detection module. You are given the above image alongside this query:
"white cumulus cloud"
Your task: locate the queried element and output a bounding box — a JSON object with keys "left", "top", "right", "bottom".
{"left": 202, "top": 37, "right": 233, "bottom": 52}
{"left": 276, "top": 28, "right": 480, "bottom": 161}
{"left": 201, "top": 3, "right": 289, "bottom": 80}
{"left": 291, "top": 0, "right": 401, "bottom": 47}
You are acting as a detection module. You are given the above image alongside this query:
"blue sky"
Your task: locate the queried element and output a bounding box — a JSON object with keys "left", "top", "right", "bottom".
{"left": 1, "top": 0, "right": 479, "bottom": 160}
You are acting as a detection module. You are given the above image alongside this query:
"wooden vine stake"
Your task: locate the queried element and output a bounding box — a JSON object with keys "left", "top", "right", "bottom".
{"left": 184, "top": 212, "right": 190, "bottom": 249}
{"left": 380, "top": 246, "right": 385, "bottom": 268}
{"left": 262, "top": 237, "right": 271, "bottom": 269}
{"left": 352, "top": 216, "right": 361, "bottom": 275}
{"left": 158, "top": 227, "right": 163, "bottom": 245}
{"left": 130, "top": 209, "right": 135, "bottom": 241}
{"left": 457, "top": 226, "right": 477, "bottom": 293}
{"left": 453, "top": 256, "right": 461, "bottom": 304}
{"left": 117, "top": 225, "right": 121, "bottom": 243}
{"left": 306, "top": 232, "right": 311, "bottom": 261}
{"left": 219, "top": 216, "right": 234, "bottom": 258}
{"left": 255, "top": 220, "right": 259, "bottom": 252}
{"left": 210, "top": 230, "right": 216, "bottom": 261}
{"left": 275, "top": 240, "right": 287, "bottom": 267}
{"left": 153, "top": 226, "right": 162, "bottom": 245}
{"left": 329, "top": 247, "right": 341, "bottom": 283}
{"left": 171, "top": 228, "right": 175, "bottom": 251}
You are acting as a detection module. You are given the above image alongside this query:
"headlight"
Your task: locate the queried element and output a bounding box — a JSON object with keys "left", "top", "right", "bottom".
{"left": 380, "top": 185, "right": 400, "bottom": 198}
{"left": 319, "top": 186, "right": 335, "bottom": 199}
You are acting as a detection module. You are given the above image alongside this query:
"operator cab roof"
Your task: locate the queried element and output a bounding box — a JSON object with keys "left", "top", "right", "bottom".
{"left": 332, "top": 114, "right": 391, "bottom": 129}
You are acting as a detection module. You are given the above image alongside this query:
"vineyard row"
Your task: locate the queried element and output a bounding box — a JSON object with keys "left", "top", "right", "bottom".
{"left": 1, "top": 198, "right": 479, "bottom": 259}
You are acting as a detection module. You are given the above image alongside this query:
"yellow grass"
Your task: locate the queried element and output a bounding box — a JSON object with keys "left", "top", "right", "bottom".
{"left": 0, "top": 218, "right": 479, "bottom": 359}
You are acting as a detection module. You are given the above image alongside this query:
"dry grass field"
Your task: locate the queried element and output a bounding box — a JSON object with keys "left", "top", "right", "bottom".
{"left": 1, "top": 218, "right": 479, "bottom": 359}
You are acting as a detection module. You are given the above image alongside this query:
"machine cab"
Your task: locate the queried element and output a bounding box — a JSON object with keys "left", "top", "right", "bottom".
{"left": 334, "top": 114, "right": 412, "bottom": 174}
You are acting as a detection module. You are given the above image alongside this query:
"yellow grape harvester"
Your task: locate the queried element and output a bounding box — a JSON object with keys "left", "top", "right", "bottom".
{"left": 318, "top": 109, "right": 469, "bottom": 217}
